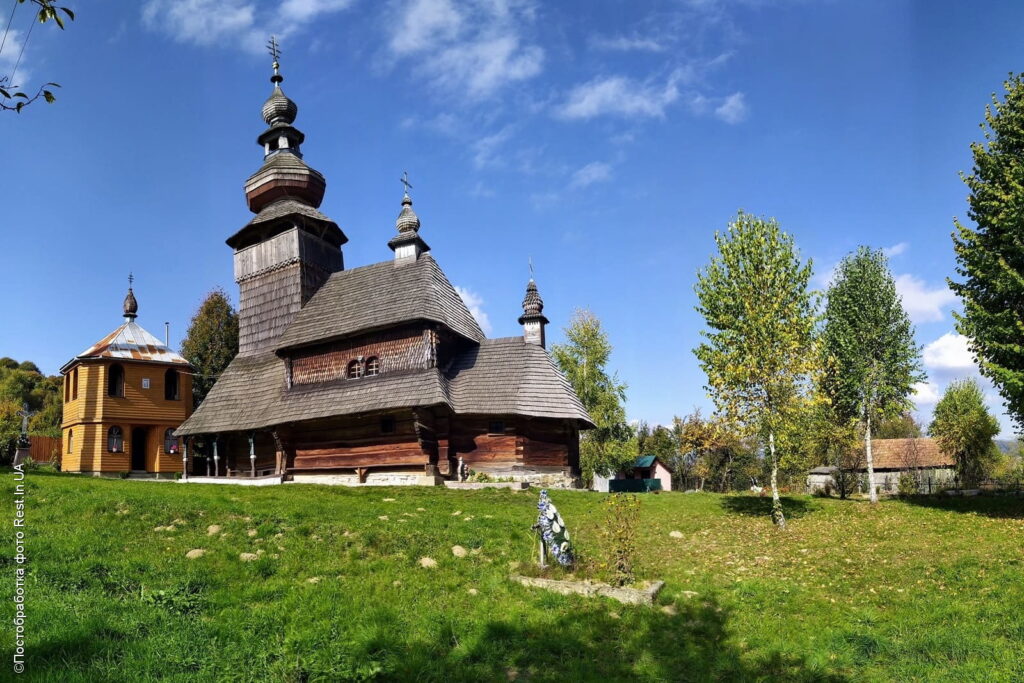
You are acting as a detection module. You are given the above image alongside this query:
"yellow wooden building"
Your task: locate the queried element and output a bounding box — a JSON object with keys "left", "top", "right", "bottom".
{"left": 60, "top": 285, "right": 194, "bottom": 475}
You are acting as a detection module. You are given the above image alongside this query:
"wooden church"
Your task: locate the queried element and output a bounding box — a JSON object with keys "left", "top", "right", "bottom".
{"left": 175, "top": 51, "right": 592, "bottom": 487}
{"left": 61, "top": 283, "right": 194, "bottom": 475}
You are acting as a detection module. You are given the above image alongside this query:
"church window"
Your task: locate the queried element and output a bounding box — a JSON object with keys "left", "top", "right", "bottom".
{"left": 164, "top": 429, "right": 179, "bottom": 454}
{"left": 380, "top": 417, "right": 395, "bottom": 434}
{"left": 72, "top": 367, "right": 79, "bottom": 400}
{"left": 108, "top": 364, "right": 125, "bottom": 398}
{"left": 488, "top": 420, "right": 505, "bottom": 435}
{"left": 347, "top": 360, "right": 363, "bottom": 379}
{"left": 366, "top": 357, "right": 380, "bottom": 376}
{"left": 67, "top": 429, "right": 73, "bottom": 453}
{"left": 107, "top": 426, "right": 123, "bottom": 453}
{"left": 64, "top": 374, "right": 70, "bottom": 402}
{"left": 164, "top": 369, "right": 180, "bottom": 401}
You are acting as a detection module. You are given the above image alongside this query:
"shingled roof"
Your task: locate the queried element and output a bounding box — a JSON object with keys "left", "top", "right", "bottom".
{"left": 274, "top": 255, "right": 485, "bottom": 351}
{"left": 446, "top": 338, "right": 594, "bottom": 426}
{"left": 177, "top": 338, "right": 592, "bottom": 435}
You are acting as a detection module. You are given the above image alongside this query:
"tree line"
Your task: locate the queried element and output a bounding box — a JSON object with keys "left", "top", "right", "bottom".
{"left": 554, "top": 74, "right": 1024, "bottom": 525}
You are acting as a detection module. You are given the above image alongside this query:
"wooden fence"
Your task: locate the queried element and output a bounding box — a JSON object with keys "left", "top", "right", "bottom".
{"left": 28, "top": 435, "right": 61, "bottom": 465}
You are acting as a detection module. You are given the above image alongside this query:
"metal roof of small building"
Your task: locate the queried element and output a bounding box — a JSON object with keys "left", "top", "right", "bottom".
{"left": 634, "top": 455, "right": 657, "bottom": 468}
{"left": 62, "top": 321, "right": 190, "bottom": 372}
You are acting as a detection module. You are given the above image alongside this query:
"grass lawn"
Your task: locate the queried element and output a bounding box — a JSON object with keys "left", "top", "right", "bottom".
{"left": 5, "top": 471, "right": 1024, "bottom": 682}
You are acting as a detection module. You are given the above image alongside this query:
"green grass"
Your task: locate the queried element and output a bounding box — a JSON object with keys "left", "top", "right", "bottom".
{"left": 4, "top": 472, "right": 1024, "bottom": 681}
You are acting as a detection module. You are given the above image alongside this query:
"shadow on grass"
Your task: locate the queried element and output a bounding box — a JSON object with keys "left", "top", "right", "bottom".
{"left": 900, "top": 493, "right": 1024, "bottom": 519}
{"left": 720, "top": 495, "right": 815, "bottom": 520}
{"left": 429, "top": 595, "right": 847, "bottom": 682}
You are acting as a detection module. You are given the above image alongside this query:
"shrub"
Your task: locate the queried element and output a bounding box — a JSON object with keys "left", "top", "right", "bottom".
{"left": 897, "top": 472, "right": 919, "bottom": 497}
{"left": 599, "top": 493, "right": 640, "bottom": 586}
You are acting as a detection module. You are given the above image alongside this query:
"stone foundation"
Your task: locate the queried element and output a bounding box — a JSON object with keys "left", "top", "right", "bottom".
{"left": 288, "top": 471, "right": 441, "bottom": 487}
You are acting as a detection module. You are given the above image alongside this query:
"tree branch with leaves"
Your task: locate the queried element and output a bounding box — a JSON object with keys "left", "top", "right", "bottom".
{"left": 1, "top": 0, "right": 74, "bottom": 112}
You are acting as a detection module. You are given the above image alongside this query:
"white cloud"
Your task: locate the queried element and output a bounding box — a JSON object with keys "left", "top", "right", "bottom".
{"left": 556, "top": 72, "right": 684, "bottom": 120}
{"left": 471, "top": 126, "right": 514, "bottom": 169}
{"left": 894, "top": 273, "right": 957, "bottom": 324}
{"left": 923, "top": 333, "right": 976, "bottom": 372}
{"left": 385, "top": 0, "right": 544, "bottom": 99}
{"left": 141, "top": 0, "right": 355, "bottom": 52}
{"left": 714, "top": 91, "right": 747, "bottom": 124}
{"left": 589, "top": 34, "right": 666, "bottom": 52}
{"left": 883, "top": 242, "right": 908, "bottom": 258}
{"left": 454, "top": 286, "right": 493, "bottom": 335}
{"left": 569, "top": 161, "right": 612, "bottom": 189}
{"left": 911, "top": 381, "right": 941, "bottom": 405}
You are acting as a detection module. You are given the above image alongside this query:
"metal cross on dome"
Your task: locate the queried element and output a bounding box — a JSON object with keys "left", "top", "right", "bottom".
{"left": 267, "top": 35, "right": 281, "bottom": 61}
{"left": 128, "top": 272, "right": 134, "bottom": 288}
{"left": 400, "top": 171, "right": 413, "bottom": 196}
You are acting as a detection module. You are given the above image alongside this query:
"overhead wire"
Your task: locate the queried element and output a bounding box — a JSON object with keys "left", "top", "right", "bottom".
{"left": 10, "top": 4, "right": 36, "bottom": 87}
{"left": 0, "top": 0, "right": 19, "bottom": 64}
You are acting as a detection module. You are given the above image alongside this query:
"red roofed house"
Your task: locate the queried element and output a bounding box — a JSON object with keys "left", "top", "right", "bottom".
{"left": 807, "top": 438, "right": 956, "bottom": 495}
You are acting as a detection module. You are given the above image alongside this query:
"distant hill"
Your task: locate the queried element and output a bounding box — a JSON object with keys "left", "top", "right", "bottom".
{"left": 995, "top": 439, "right": 1021, "bottom": 456}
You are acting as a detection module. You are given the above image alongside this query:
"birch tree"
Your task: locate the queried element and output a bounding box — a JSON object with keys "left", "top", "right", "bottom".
{"left": 694, "top": 212, "right": 818, "bottom": 527}
{"left": 820, "top": 247, "right": 923, "bottom": 503}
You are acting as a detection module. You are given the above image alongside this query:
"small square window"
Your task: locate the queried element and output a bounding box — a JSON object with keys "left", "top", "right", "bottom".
{"left": 381, "top": 417, "right": 395, "bottom": 434}
{"left": 487, "top": 420, "right": 505, "bottom": 435}
{"left": 142, "top": 378, "right": 151, "bottom": 389}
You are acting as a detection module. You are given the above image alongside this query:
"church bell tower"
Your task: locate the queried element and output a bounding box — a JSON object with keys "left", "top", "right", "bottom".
{"left": 226, "top": 37, "right": 347, "bottom": 356}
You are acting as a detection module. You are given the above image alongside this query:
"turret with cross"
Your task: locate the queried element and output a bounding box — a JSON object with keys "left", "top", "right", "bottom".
{"left": 389, "top": 170, "right": 430, "bottom": 264}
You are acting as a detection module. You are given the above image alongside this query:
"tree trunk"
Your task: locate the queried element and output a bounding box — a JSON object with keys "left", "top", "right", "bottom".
{"left": 865, "top": 414, "right": 878, "bottom": 504}
{"left": 769, "top": 431, "right": 786, "bottom": 528}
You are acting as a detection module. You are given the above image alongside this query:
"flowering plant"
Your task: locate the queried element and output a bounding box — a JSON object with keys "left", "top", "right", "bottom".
{"left": 536, "top": 490, "right": 574, "bottom": 567}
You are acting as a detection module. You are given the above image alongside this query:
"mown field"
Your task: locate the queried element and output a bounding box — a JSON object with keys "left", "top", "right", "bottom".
{"left": 4, "top": 472, "right": 1024, "bottom": 682}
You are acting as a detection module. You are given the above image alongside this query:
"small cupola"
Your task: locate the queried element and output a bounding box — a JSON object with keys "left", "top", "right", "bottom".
{"left": 123, "top": 273, "right": 138, "bottom": 322}
{"left": 518, "top": 276, "right": 549, "bottom": 347}
{"left": 388, "top": 172, "right": 430, "bottom": 265}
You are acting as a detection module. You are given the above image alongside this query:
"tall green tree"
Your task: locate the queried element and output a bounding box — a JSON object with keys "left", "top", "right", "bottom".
{"left": 552, "top": 309, "right": 635, "bottom": 484}
{"left": 0, "top": 360, "right": 61, "bottom": 459}
{"left": 950, "top": 74, "right": 1024, "bottom": 431}
{"left": 929, "top": 378, "right": 1001, "bottom": 487}
{"left": 180, "top": 289, "right": 239, "bottom": 407}
{"left": 820, "top": 247, "right": 924, "bottom": 503}
{"left": 694, "top": 212, "right": 819, "bottom": 527}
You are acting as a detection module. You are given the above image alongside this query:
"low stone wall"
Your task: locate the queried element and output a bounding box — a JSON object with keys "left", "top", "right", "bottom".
{"left": 443, "top": 481, "right": 529, "bottom": 490}
{"left": 288, "top": 472, "right": 440, "bottom": 487}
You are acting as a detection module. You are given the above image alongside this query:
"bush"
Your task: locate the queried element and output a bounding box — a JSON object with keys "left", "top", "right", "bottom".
{"left": 599, "top": 493, "right": 640, "bottom": 586}
{"left": 897, "top": 472, "right": 919, "bottom": 497}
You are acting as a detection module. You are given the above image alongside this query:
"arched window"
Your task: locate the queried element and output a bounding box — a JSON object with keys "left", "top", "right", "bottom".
{"left": 365, "top": 357, "right": 380, "bottom": 377}
{"left": 107, "top": 426, "right": 123, "bottom": 453}
{"left": 164, "top": 368, "right": 179, "bottom": 401}
{"left": 107, "top": 364, "right": 125, "bottom": 398}
{"left": 67, "top": 429, "right": 73, "bottom": 453}
{"left": 347, "top": 360, "right": 363, "bottom": 379}
{"left": 164, "top": 428, "right": 179, "bottom": 454}
{"left": 72, "top": 367, "right": 79, "bottom": 401}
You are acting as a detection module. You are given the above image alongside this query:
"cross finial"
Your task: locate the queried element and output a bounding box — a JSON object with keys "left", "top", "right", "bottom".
{"left": 529, "top": 257, "right": 534, "bottom": 280}
{"left": 128, "top": 272, "right": 134, "bottom": 289}
{"left": 400, "top": 170, "right": 413, "bottom": 196}
{"left": 267, "top": 35, "right": 282, "bottom": 82}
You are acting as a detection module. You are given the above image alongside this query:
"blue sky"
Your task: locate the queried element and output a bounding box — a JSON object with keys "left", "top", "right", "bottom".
{"left": 3, "top": 1, "right": 1022, "bottom": 435}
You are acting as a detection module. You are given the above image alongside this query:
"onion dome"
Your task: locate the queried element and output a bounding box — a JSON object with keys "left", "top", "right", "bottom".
{"left": 262, "top": 85, "right": 297, "bottom": 126}
{"left": 396, "top": 193, "right": 421, "bottom": 233}
{"left": 521, "top": 279, "right": 544, "bottom": 317}
{"left": 123, "top": 283, "right": 138, "bottom": 321}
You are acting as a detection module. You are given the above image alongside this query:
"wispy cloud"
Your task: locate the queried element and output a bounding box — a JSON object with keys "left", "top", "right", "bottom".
{"left": 894, "top": 274, "right": 958, "bottom": 324}
{"left": 556, "top": 70, "right": 689, "bottom": 120}
{"left": 454, "top": 285, "right": 493, "bottom": 335}
{"left": 385, "top": 0, "right": 543, "bottom": 99}
{"left": 569, "top": 161, "right": 612, "bottom": 189}
{"left": 883, "top": 242, "right": 908, "bottom": 258}
{"left": 589, "top": 34, "right": 666, "bottom": 53}
{"left": 714, "top": 91, "right": 747, "bottom": 124}
{"left": 141, "top": 0, "right": 355, "bottom": 52}
{"left": 472, "top": 126, "right": 515, "bottom": 169}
